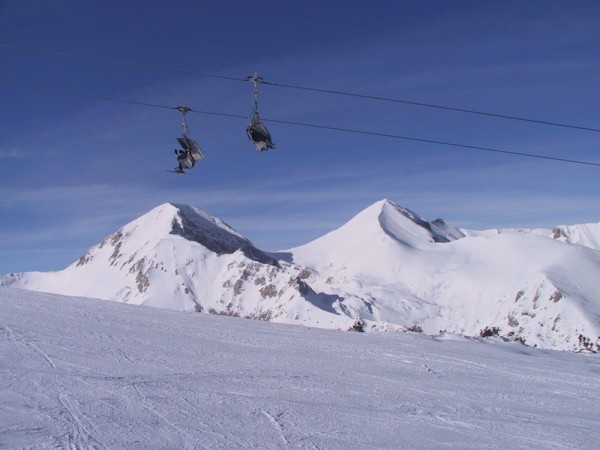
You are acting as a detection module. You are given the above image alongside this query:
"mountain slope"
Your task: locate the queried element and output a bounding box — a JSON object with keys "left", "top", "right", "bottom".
{"left": 463, "top": 221, "right": 600, "bottom": 251}
{"left": 1, "top": 203, "right": 345, "bottom": 328}
{"left": 3, "top": 288, "right": 599, "bottom": 448}
{"left": 551, "top": 222, "right": 600, "bottom": 250}
{"left": 288, "top": 200, "right": 600, "bottom": 351}
{"left": 2, "top": 199, "right": 600, "bottom": 351}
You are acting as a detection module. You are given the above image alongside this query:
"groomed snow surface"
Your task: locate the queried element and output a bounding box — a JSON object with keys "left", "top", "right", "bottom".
{"left": 2, "top": 288, "right": 599, "bottom": 449}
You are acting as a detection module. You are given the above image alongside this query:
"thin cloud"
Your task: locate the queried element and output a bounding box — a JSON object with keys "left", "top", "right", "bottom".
{"left": 0, "top": 147, "right": 27, "bottom": 158}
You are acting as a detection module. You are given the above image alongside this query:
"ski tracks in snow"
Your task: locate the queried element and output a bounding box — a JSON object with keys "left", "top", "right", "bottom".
{"left": 1, "top": 318, "right": 109, "bottom": 449}
{"left": 2, "top": 289, "right": 600, "bottom": 449}
{"left": 260, "top": 409, "right": 292, "bottom": 446}
{"left": 258, "top": 407, "right": 342, "bottom": 449}
{"left": 55, "top": 391, "right": 109, "bottom": 450}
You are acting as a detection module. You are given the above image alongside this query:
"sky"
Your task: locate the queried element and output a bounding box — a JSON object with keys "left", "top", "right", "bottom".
{"left": 1, "top": 0, "right": 600, "bottom": 274}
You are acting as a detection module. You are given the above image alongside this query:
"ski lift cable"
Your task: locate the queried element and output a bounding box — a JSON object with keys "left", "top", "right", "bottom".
{"left": 262, "top": 116, "right": 600, "bottom": 167}
{"left": 1, "top": 79, "right": 599, "bottom": 168}
{"left": 260, "top": 81, "right": 600, "bottom": 134}
{"left": 0, "top": 43, "right": 246, "bottom": 83}
{"left": 1, "top": 42, "right": 600, "bottom": 134}
{"left": 0, "top": 80, "right": 178, "bottom": 111}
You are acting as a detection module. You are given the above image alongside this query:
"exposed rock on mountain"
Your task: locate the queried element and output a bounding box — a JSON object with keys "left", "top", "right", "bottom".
{"left": 3, "top": 199, "right": 600, "bottom": 352}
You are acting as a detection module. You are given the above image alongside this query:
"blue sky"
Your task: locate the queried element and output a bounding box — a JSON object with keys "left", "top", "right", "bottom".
{"left": 1, "top": 0, "right": 599, "bottom": 274}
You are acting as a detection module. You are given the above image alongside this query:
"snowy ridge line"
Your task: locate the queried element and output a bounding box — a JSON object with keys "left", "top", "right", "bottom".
{"left": 2, "top": 199, "right": 600, "bottom": 352}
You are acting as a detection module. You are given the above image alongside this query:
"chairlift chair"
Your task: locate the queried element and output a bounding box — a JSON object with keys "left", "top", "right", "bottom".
{"left": 172, "top": 106, "right": 204, "bottom": 172}
{"left": 247, "top": 73, "right": 275, "bottom": 151}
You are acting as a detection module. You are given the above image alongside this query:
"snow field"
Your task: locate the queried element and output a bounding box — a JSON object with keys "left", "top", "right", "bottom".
{"left": 1, "top": 288, "right": 599, "bottom": 449}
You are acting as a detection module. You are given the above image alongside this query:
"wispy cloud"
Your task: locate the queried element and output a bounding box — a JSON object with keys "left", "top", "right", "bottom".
{"left": 2, "top": 3, "right": 599, "bottom": 275}
{"left": 0, "top": 147, "right": 28, "bottom": 158}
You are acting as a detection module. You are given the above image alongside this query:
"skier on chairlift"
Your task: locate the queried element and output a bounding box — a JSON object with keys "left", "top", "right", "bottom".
{"left": 170, "top": 106, "right": 204, "bottom": 174}
{"left": 174, "top": 148, "right": 192, "bottom": 173}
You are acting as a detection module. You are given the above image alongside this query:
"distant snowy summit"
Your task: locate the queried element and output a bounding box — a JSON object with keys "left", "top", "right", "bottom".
{"left": 3, "top": 199, "right": 600, "bottom": 352}
{"left": 1, "top": 203, "right": 320, "bottom": 321}
{"left": 463, "top": 219, "right": 600, "bottom": 252}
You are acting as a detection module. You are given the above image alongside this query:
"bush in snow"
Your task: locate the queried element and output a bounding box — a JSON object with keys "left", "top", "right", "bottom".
{"left": 479, "top": 326, "right": 500, "bottom": 338}
{"left": 577, "top": 334, "right": 599, "bottom": 353}
{"left": 406, "top": 324, "right": 423, "bottom": 333}
{"left": 348, "top": 318, "right": 366, "bottom": 332}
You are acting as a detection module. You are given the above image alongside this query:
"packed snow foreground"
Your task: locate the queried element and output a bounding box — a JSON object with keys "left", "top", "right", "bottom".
{"left": 2, "top": 199, "right": 600, "bottom": 352}
{"left": 1, "top": 288, "right": 599, "bottom": 448}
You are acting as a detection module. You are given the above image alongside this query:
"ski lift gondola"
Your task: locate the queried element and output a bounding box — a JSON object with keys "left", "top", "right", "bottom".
{"left": 246, "top": 73, "right": 275, "bottom": 151}
{"left": 172, "top": 106, "right": 204, "bottom": 173}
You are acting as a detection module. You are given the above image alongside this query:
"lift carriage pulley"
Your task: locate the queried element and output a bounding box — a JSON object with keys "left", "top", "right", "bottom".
{"left": 176, "top": 106, "right": 192, "bottom": 136}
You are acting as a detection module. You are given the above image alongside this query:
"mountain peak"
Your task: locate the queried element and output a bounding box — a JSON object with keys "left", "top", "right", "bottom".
{"left": 289, "top": 199, "right": 464, "bottom": 276}
{"left": 375, "top": 199, "right": 465, "bottom": 245}
{"left": 125, "top": 203, "right": 277, "bottom": 265}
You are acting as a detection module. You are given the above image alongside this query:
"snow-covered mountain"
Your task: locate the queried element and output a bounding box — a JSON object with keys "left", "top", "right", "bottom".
{"left": 0, "top": 203, "right": 341, "bottom": 328}
{"left": 464, "top": 222, "right": 600, "bottom": 251}
{"left": 3, "top": 199, "right": 600, "bottom": 352}
{"left": 287, "top": 200, "right": 600, "bottom": 351}
{"left": 550, "top": 222, "right": 600, "bottom": 250}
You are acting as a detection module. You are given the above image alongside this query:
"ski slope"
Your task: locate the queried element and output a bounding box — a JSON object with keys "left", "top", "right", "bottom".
{"left": 1, "top": 287, "right": 599, "bottom": 449}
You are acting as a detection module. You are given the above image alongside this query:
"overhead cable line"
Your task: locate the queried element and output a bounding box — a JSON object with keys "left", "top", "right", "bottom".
{"left": 261, "top": 80, "right": 600, "bottom": 134}
{"left": 0, "top": 43, "right": 246, "bottom": 83}
{"left": 263, "top": 117, "right": 600, "bottom": 167}
{"left": 2, "top": 80, "right": 599, "bottom": 168}
{"left": 0, "top": 80, "right": 177, "bottom": 111}
{"left": 2, "top": 42, "right": 600, "bottom": 134}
